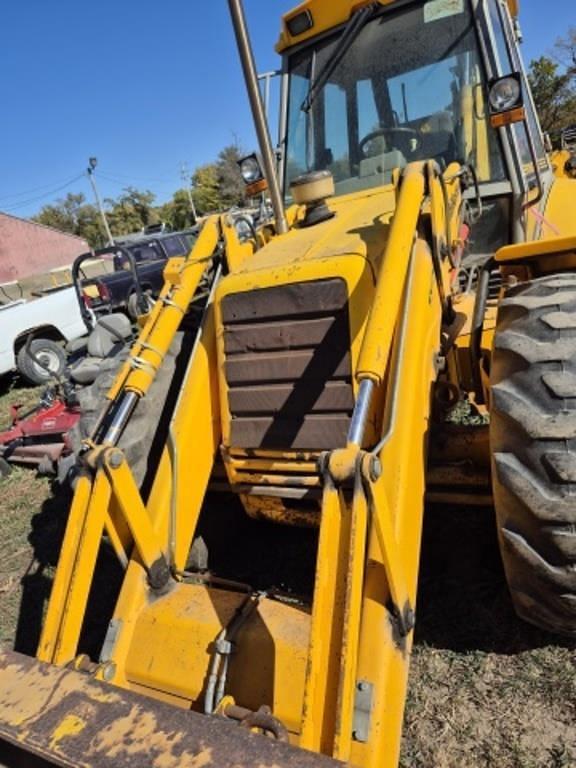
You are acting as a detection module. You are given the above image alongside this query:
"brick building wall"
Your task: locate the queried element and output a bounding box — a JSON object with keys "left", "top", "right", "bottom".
{"left": 0, "top": 212, "right": 89, "bottom": 283}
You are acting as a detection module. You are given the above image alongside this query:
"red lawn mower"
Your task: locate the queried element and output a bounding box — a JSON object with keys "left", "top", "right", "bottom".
{"left": 0, "top": 379, "right": 80, "bottom": 477}
{"left": 0, "top": 247, "right": 145, "bottom": 478}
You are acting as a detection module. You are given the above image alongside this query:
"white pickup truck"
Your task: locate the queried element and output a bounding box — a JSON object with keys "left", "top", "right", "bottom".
{"left": 0, "top": 287, "right": 88, "bottom": 384}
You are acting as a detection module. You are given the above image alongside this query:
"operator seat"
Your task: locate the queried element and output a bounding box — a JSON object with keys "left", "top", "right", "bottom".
{"left": 68, "top": 314, "right": 132, "bottom": 385}
{"left": 418, "top": 110, "right": 457, "bottom": 168}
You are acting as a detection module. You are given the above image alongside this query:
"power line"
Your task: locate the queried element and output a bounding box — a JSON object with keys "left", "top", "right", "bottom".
{"left": 0, "top": 167, "right": 179, "bottom": 211}
{"left": 2, "top": 173, "right": 85, "bottom": 212}
{"left": 93, "top": 173, "right": 132, "bottom": 188}
{"left": 97, "top": 169, "right": 180, "bottom": 184}
{"left": 0, "top": 174, "right": 85, "bottom": 202}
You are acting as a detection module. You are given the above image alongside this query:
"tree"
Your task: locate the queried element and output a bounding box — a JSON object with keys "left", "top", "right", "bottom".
{"left": 554, "top": 27, "right": 576, "bottom": 78}
{"left": 158, "top": 189, "right": 196, "bottom": 230}
{"left": 528, "top": 56, "right": 576, "bottom": 135}
{"left": 216, "top": 144, "right": 246, "bottom": 208}
{"left": 33, "top": 192, "right": 104, "bottom": 248}
{"left": 191, "top": 164, "right": 222, "bottom": 214}
{"left": 106, "top": 187, "right": 158, "bottom": 236}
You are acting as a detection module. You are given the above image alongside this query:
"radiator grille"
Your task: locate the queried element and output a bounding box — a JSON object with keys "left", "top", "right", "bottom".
{"left": 221, "top": 279, "right": 354, "bottom": 450}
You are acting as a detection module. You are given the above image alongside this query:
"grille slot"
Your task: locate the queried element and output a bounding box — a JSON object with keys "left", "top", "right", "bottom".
{"left": 222, "top": 279, "right": 353, "bottom": 450}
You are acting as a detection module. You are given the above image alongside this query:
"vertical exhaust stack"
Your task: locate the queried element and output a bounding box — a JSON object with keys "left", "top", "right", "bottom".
{"left": 228, "top": 0, "right": 289, "bottom": 235}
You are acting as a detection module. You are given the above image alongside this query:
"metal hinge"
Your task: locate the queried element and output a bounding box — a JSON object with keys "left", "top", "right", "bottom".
{"left": 352, "top": 679, "right": 374, "bottom": 742}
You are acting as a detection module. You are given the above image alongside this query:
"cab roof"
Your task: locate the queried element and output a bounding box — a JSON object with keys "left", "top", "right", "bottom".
{"left": 276, "top": 0, "right": 519, "bottom": 53}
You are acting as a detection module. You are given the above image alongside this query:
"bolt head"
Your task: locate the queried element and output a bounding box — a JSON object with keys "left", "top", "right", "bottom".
{"left": 101, "top": 661, "right": 116, "bottom": 681}
{"left": 108, "top": 450, "right": 124, "bottom": 469}
{"left": 369, "top": 456, "right": 382, "bottom": 481}
{"left": 316, "top": 451, "right": 329, "bottom": 476}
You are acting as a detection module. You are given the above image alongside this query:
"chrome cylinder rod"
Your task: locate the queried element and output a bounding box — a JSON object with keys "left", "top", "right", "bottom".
{"left": 228, "top": 0, "right": 288, "bottom": 235}
{"left": 347, "top": 378, "right": 375, "bottom": 447}
{"left": 101, "top": 391, "right": 139, "bottom": 446}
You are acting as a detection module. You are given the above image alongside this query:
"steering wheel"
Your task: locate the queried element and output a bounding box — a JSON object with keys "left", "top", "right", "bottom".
{"left": 359, "top": 127, "right": 420, "bottom": 158}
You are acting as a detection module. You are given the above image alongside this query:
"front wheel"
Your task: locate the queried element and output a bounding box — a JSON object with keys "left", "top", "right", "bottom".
{"left": 16, "top": 338, "right": 67, "bottom": 385}
{"left": 490, "top": 273, "right": 576, "bottom": 636}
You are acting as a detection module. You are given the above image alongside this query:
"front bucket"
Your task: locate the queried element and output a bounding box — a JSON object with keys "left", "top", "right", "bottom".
{"left": 0, "top": 650, "right": 343, "bottom": 768}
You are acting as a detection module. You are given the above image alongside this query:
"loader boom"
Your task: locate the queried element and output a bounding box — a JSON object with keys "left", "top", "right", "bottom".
{"left": 0, "top": 157, "right": 461, "bottom": 768}
{"left": 3, "top": 0, "right": 575, "bottom": 766}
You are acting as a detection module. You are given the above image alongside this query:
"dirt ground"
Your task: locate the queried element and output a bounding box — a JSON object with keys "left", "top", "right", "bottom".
{"left": 0, "top": 374, "right": 574, "bottom": 767}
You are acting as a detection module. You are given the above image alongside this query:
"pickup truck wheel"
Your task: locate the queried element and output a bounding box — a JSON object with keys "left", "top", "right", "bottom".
{"left": 16, "top": 339, "right": 66, "bottom": 385}
{"left": 491, "top": 273, "right": 576, "bottom": 636}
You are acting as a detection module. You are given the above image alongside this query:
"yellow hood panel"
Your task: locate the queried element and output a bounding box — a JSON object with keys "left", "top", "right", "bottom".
{"left": 235, "top": 187, "right": 397, "bottom": 276}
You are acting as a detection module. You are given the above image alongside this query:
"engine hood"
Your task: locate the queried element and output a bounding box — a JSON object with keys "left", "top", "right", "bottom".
{"left": 234, "top": 185, "right": 397, "bottom": 279}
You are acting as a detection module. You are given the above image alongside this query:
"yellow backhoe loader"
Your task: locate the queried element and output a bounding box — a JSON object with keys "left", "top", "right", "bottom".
{"left": 1, "top": 0, "right": 575, "bottom": 766}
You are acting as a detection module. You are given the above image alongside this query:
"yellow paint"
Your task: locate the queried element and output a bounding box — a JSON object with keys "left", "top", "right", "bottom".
{"left": 276, "top": 0, "right": 518, "bottom": 50}
{"left": 124, "top": 585, "right": 309, "bottom": 734}
{"left": 539, "top": 177, "right": 576, "bottom": 241}
{"left": 277, "top": 0, "right": 396, "bottom": 52}
{"left": 10, "top": 1, "right": 564, "bottom": 764}
{"left": 333, "top": 472, "right": 368, "bottom": 761}
{"left": 496, "top": 234, "right": 576, "bottom": 263}
{"left": 356, "top": 164, "right": 425, "bottom": 385}
{"left": 300, "top": 476, "right": 350, "bottom": 753}
{"left": 550, "top": 149, "right": 575, "bottom": 179}
{"left": 49, "top": 713, "right": 87, "bottom": 750}
{"left": 104, "top": 451, "right": 167, "bottom": 571}
{"left": 27, "top": 156, "right": 464, "bottom": 768}
{"left": 350, "top": 238, "right": 443, "bottom": 768}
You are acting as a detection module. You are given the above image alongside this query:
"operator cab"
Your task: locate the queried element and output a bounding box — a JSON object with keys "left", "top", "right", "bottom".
{"left": 278, "top": 0, "right": 551, "bottom": 253}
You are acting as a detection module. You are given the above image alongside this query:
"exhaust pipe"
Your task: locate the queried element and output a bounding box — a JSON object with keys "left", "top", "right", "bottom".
{"left": 228, "top": 0, "right": 288, "bottom": 235}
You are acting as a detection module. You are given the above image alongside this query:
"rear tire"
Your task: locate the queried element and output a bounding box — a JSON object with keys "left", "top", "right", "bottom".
{"left": 490, "top": 273, "right": 576, "bottom": 636}
{"left": 16, "top": 339, "right": 66, "bottom": 385}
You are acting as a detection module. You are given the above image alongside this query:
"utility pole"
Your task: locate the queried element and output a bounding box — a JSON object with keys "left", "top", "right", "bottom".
{"left": 180, "top": 163, "right": 197, "bottom": 224}
{"left": 87, "top": 157, "right": 115, "bottom": 245}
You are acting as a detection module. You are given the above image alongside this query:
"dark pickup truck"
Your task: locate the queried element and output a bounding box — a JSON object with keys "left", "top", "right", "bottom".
{"left": 75, "top": 231, "right": 196, "bottom": 321}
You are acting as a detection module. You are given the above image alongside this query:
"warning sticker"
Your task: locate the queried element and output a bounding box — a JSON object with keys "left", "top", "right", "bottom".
{"left": 424, "top": 0, "right": 464, "bottom": 22}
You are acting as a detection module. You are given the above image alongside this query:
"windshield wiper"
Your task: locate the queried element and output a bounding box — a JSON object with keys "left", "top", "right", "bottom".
{"left": 301, "top": 2, "right": 379, "bottom": 113}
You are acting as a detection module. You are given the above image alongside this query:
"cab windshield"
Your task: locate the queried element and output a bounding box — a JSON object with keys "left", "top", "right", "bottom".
{"left": 284, "top": 0, "right": 506, "bottom": 197}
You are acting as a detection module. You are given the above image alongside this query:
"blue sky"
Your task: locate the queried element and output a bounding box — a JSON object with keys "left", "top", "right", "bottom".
{"left": 0, "top": 0, "right": 573, "bottom": 218}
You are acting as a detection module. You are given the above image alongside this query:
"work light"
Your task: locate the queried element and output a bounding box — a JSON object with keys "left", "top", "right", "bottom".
{"left": 488, "top": 73, "right": 525, "bottom": 127}
{"left": 238, "top": 154, "right": 263, "bottom": 184}
{"left": 489, "top": 75, "right": 521, "bottom": 112}
{"left": 237, "top": 153, "right": 268, "bottom": 196}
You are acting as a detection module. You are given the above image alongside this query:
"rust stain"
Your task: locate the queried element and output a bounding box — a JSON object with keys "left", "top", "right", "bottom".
{"left": 0, "top": 650, "right": 344, "bottom": 768}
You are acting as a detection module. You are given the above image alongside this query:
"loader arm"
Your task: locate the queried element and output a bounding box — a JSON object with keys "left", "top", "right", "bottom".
{"left": 0, "top": 157, "right": 466, "bottom": 768}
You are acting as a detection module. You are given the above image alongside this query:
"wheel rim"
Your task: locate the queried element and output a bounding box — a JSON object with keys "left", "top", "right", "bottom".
{"left": 34, "top": 349, "right": 60, "bottom": 376}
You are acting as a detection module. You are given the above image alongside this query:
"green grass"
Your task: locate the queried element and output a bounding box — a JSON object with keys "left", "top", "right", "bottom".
{"left": 401, "top": 505, "right": 576, "bottom": 767}
{"left": 0, "top": 376, "right": 574, "bottom": 766}
{"left": 0, "top": 374, "right": 64, "bottom": 650}
{"left": 0, "top": 379, "right": 43, "bottom": 430}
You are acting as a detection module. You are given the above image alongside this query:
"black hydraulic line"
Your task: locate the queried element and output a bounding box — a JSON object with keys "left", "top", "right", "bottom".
{"left": 204, "top": 593, "right": 262, "bottom": 714}
{"left": 470, "top": 257, "right": 495, "bottom": 405}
